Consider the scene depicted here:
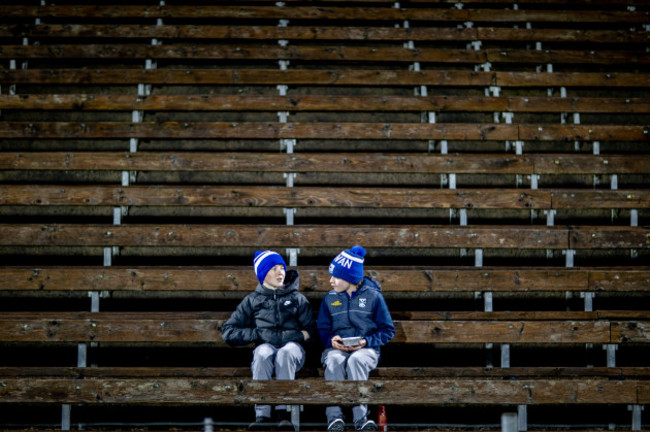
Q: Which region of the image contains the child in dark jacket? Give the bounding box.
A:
[222,250,315,431]
[317,246,395,432]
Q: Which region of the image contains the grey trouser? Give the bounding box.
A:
[251,342,306,419]
[321,347,380,425]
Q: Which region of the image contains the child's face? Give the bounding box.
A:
[263,264,286,289]
[330,275,354,294]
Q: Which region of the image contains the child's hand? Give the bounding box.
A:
[331,335,348,351]
[347,338,367,351]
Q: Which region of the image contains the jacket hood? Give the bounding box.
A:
[255,269,300,296]
[359,275,382,292]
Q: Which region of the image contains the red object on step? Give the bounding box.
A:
[378,405,387,431]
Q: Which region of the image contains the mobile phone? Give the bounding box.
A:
[340,336,362,347]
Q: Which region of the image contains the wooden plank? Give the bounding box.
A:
[0,312,620,344]
[0,266,602,293]
[0,377,639,405]
[551,190,650,209]
[0,44,491,64]
[395,320,611,344]
[0,312,223,343]
[0,153,534,174]
[495,71,650,88]
[0,224,571,249]
[0,122,645,141]
[3,69,648,88]
[531,154,650,174]
[1,94,648,114]
[0,24,478,42]
[2,366,650,379]
[2,45,645,66]
[3,25,647,44]
[1,6,646,24]
[520,125,649,143]
[0,186,552,209]
[569,226,650,250]
[588,269,650,292]
[5,186,650,210]
[3,153,649,175]
[0,122,519,140]
[611,321,650,344]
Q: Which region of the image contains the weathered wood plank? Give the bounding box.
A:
[569,226,650,250]
[2,45,646,66]
[551,190,650,209]
[0,377,639,405]
[4,186,649,210]
[0,224,572,249]
[0,122,519,140]
[396,319,611,344]
[0,266,612,293]
[2,153,648,175]
[588,269,650,292]
[1,6,646,24]
[0,186,552,209]
[0,153,534,174]
[0,122,646,141]
[0,313,616,344]
[3,225,647,250]
[2,25,647,44]
[2,366,650,379]
[2,69,648,88]
[1,94,647,114]
[611,321,650,344]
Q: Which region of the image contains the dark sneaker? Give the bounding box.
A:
[328,418,346,431]
[248,417,273,431]
[356,420,378,431]
[277,419,295,431]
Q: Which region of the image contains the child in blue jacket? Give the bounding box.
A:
[316,246,395,432]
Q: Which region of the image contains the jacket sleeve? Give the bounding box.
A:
[316,297,335,348]
[364,293,395,348]
[221,295,260,346]
[297,294,317,344]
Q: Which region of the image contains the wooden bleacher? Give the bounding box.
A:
[0,1,649,431]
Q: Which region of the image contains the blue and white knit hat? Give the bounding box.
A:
[328,245,366,284]
[253,250,286,285]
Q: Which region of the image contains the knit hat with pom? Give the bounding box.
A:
[328,245,366,285]
[253,250,286,285]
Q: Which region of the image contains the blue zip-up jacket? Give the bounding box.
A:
[316,276,395,351]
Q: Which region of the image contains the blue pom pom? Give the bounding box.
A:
[350,245,366,257]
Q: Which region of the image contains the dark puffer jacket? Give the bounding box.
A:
[221,270,315,348]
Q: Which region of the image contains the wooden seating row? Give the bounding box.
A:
[1,186,648,210]
[1,94,648,115]
[1,5,647,25]
[1,153,648,174]
[1,310,648,345]
[0,224,648,250]
[2,266,649,293]
[2,45,647,66]
[2,69,649,88]
[2,25,648,45]
[3,266,649,297]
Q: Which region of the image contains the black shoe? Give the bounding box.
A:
[276,409,294,431]
[328,418,345,431]
[356,420,377,431]
[277,419,294,431]
[248,417,274,431]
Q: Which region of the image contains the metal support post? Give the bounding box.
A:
[501,412,517,432]
[604,344,618,367]
[517,405,528,431]
[629,405,643,431]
